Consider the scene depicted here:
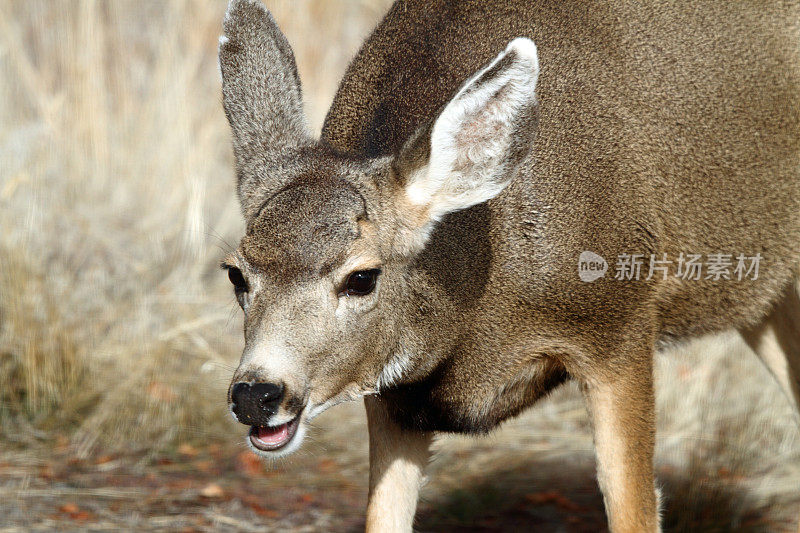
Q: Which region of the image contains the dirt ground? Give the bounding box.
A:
[2,335,799,533]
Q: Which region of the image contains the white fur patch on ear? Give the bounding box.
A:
[406,38,540,220]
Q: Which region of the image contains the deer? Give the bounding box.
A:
[217,0,800,531]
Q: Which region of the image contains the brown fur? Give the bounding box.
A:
[219,1,800,531]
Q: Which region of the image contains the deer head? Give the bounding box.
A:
[219,0,539,457]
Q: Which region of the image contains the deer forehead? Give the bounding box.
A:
[240,177,367,280]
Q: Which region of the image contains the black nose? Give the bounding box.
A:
[230,382,284,426]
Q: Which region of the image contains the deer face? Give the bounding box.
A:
[223,155,395,457]
[219,0,539,456]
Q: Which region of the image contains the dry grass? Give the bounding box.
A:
[0,0,390,452]
[0,1,799,531]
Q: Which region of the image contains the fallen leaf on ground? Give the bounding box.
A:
[236,450,263,477]
[59,503,79,514]
[242,496,280,518]
[200,483,225,499]
[525,490,583,512]
[58,503,92,521]
[178,443,199,457]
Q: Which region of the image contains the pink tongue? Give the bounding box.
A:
[255,424,289,446]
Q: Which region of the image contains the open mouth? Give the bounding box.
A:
[248,416,300,452]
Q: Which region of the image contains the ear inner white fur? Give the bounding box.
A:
[405,38,540,222]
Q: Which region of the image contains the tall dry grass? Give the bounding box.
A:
[0,0,390,453]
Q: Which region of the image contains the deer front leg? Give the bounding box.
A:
[581,354,661,533]
[364,395,432,533]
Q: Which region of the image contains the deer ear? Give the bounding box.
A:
[219,0,311,217]
[392,38,539,252]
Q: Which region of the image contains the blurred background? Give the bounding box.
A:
[0,1,798,531]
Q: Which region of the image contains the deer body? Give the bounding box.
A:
[218,1,800,531]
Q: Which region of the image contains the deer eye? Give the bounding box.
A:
[341,269,380,297]
[227,267,248,293]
